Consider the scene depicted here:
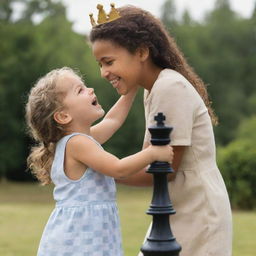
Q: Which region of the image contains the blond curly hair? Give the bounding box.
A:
[26,67,82,185]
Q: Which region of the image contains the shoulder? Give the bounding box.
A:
[65,134,103,163]
[153,69,194,94]
[66,134,99,152]
[149,69,201,107]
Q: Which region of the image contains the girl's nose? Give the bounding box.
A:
[100,67,109,79]
[88,88,94,94]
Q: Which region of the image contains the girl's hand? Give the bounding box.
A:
[148,144,173,163]
[91,86,139,144]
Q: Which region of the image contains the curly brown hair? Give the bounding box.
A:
[26,67,82,185]
[90,5,218,125]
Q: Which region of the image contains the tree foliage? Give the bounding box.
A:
[218,116,256,209]
[160,0,177,27]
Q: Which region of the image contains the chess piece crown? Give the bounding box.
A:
[89,3,121,27]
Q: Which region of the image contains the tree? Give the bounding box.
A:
[206,0,236,25]
[181,9,193,26]
[215,0,230,9]
[252,1,256,20]
[0,0,14,22]
[160,0,177,28]
[19,0,66,22]
[218,116,256,209]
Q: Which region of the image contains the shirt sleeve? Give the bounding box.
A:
[144,77,199,146]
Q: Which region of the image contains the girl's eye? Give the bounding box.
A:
[106,60,113,65]
[78,88,83,94]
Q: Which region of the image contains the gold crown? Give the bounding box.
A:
[89,3,121,27]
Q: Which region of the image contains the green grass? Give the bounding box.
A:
[0,181,255,256]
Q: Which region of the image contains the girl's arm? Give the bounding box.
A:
[90,87,138,144]
[115,140,153,186]
[116,142,186,186]
[67,135,173,179]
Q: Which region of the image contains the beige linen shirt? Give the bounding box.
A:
[139,69,232,256]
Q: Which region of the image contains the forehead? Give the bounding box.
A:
[56,73,83,92]
[92,40,129,60]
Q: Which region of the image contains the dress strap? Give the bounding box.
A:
[50,133,101,181]
[61,132,102,147]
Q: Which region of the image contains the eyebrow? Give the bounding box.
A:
[98,56,112,62]
[72,82,84,92]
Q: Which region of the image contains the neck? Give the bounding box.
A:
[65,123,91,136]
[140,63,163,92]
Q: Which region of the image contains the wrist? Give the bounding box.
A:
[145,146,155,163]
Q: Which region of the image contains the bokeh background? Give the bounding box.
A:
[0,0,256,255]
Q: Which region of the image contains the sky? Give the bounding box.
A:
[61,0,255,34]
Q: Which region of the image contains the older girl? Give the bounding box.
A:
[90,5,232,256]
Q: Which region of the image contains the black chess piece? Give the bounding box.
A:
[140,113,182,256]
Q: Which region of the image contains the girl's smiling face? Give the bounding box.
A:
[55,74,105,128]
[92,40,146,95]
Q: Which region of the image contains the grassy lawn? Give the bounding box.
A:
[0,181,255,256]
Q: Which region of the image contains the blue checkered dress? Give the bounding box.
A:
[37,133,123,256]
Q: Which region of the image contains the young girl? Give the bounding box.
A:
[25,67,173,256]
[89,4,232,256]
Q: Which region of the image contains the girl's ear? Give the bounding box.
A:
[53,110,72,125]
[137,46,150,62]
